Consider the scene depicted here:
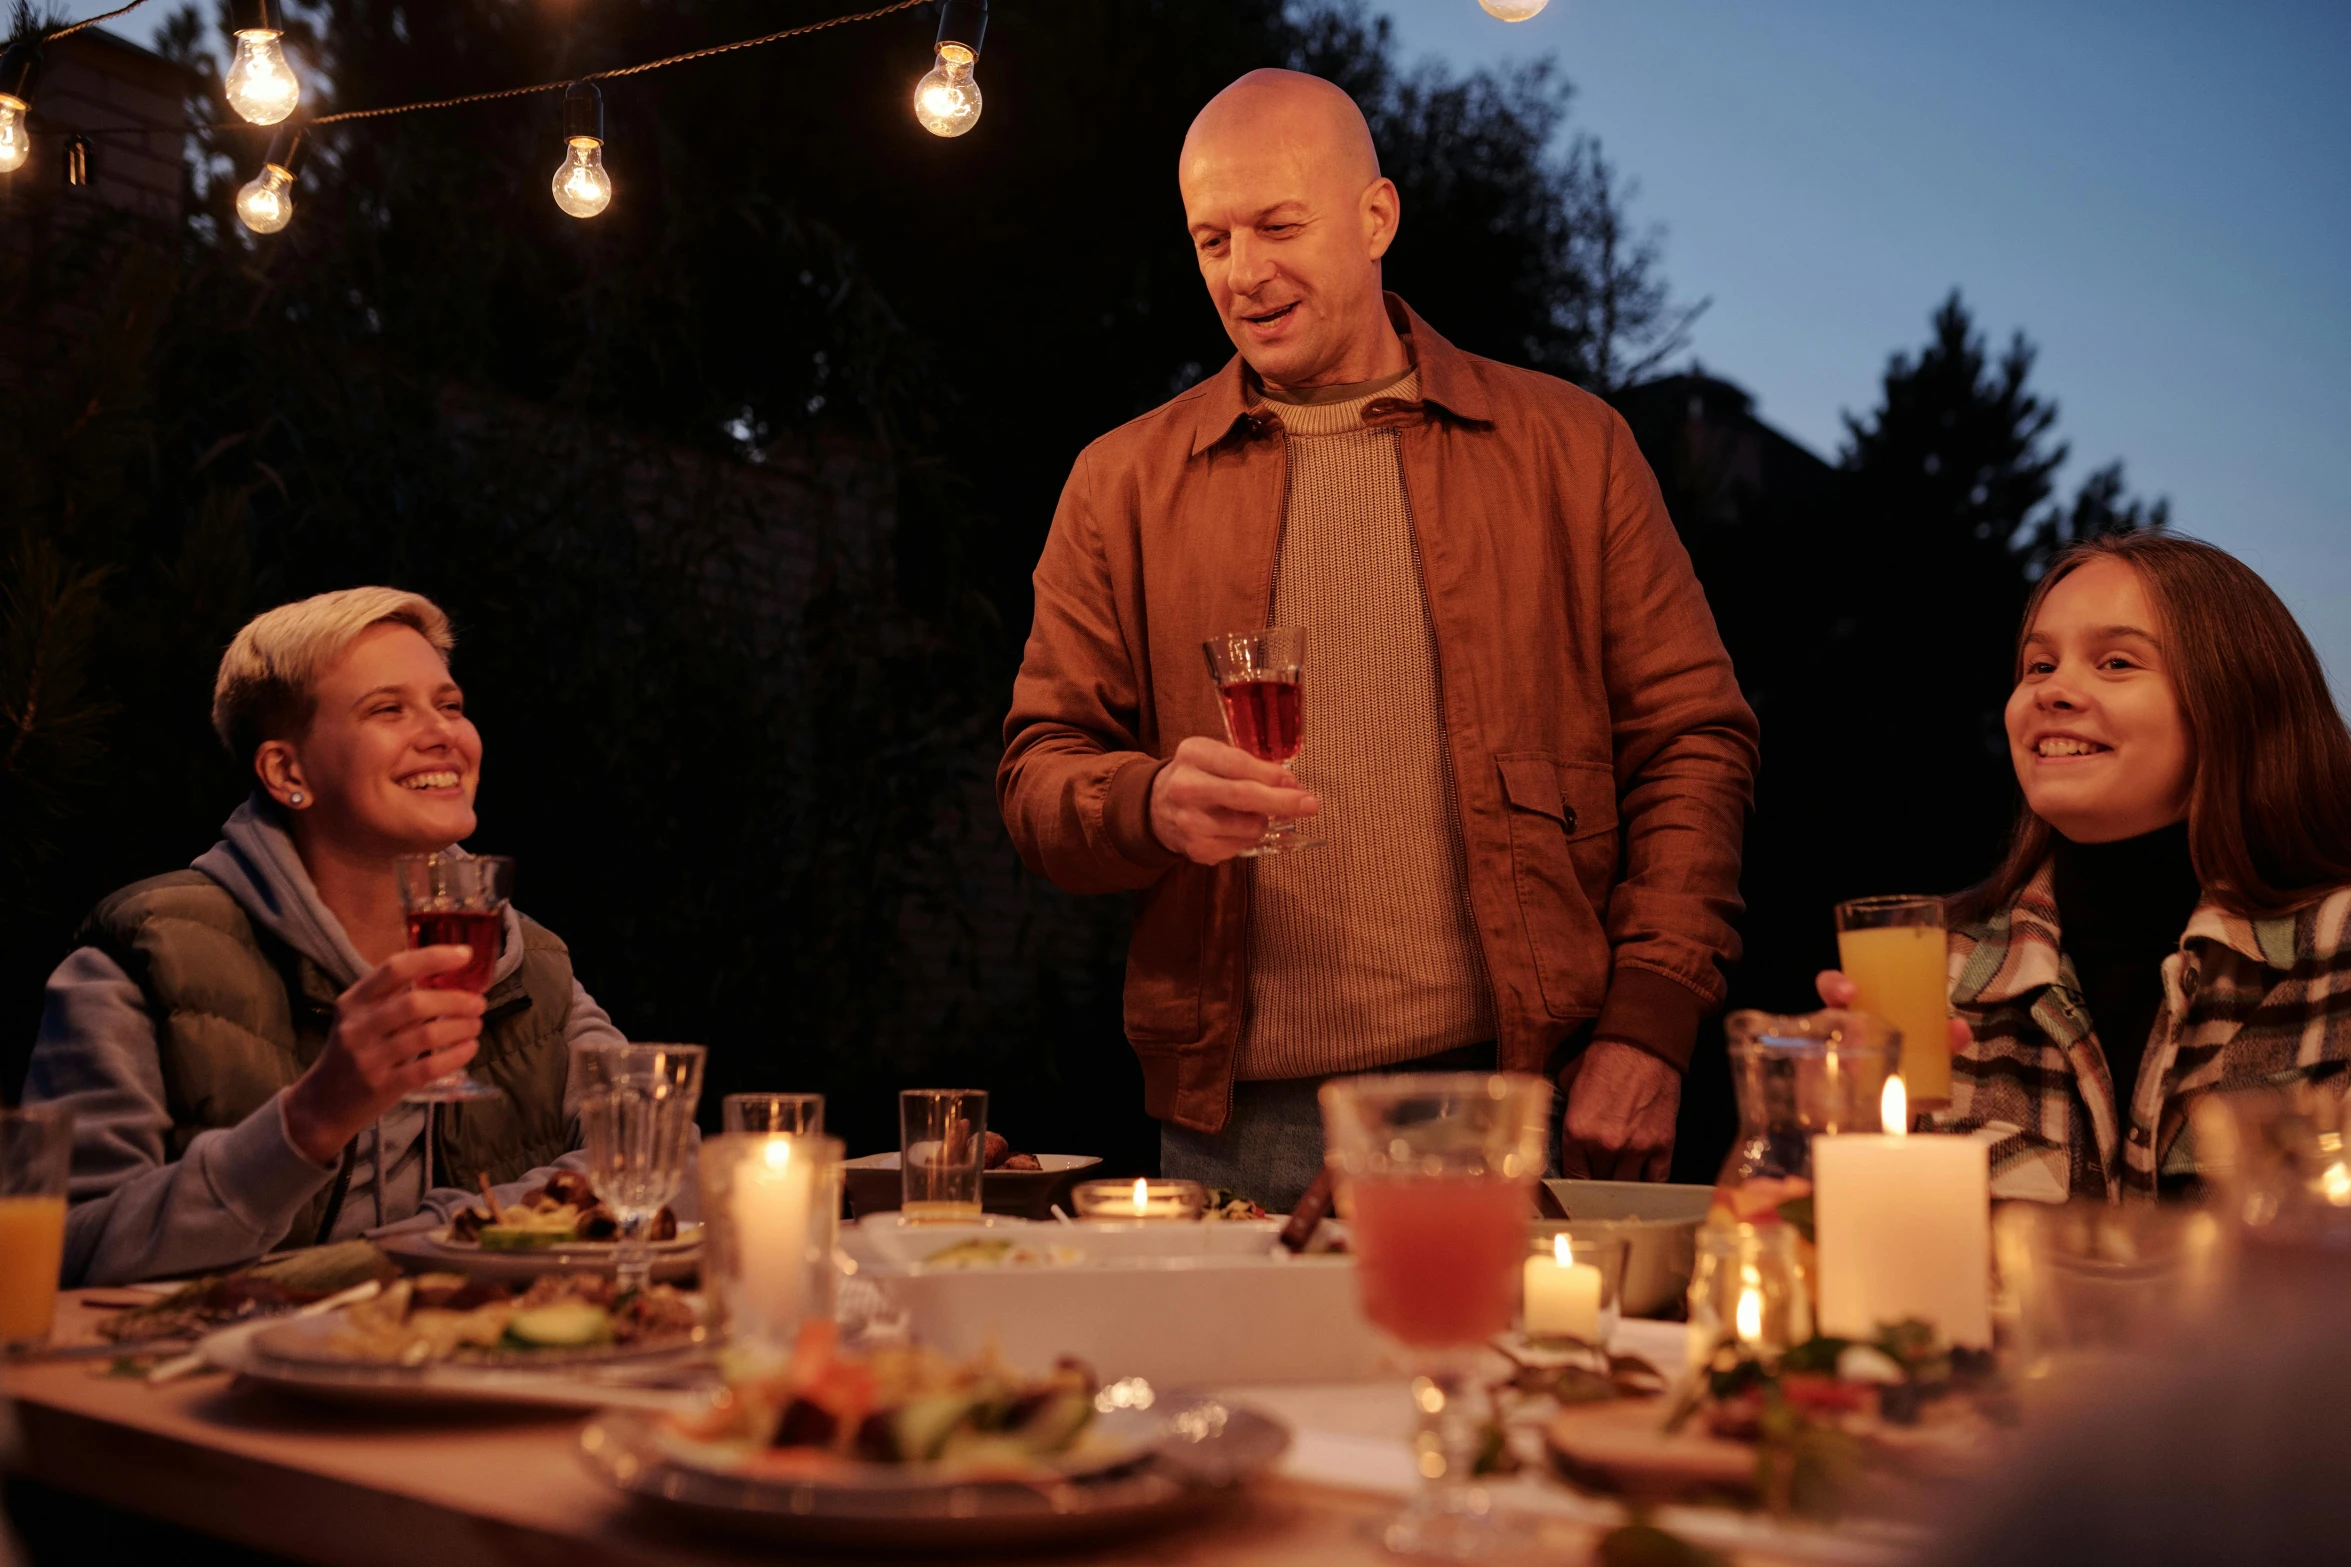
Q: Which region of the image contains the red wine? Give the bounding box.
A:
[1219,678,1304,763]
[407,909,502,992]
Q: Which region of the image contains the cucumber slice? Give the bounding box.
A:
[890,1393,979,1461]
[501,1301,613,1349]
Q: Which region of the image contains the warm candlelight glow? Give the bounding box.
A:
[763,1137,791,1172]
[1131,1177,1149,1215]
[1881,1073,1908,1137]
[1553,1233,1572,1267]
[1734,1283,1763,1343]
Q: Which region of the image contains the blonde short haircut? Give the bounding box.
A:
[212,587,456,760]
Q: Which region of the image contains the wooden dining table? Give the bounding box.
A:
[2,1290,1724,1567]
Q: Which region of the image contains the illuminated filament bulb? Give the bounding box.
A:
[234,124,306,235]
[551,81,612,219]
[0,43,40,174]
[914,1,986,138]
[224,0,301,128]
[1478,0,1550,18]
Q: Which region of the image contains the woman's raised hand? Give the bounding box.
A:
[280,946,487,1165]
[1814,969,1974,1056]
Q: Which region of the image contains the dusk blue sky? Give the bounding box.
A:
[1378,0,2351,687]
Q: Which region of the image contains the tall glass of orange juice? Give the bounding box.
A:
[1835,895,1952,1111]
[0,1103,73,1351]
[1320,1071,1551,1558]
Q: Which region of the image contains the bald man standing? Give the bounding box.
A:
[998,71,1757,1208]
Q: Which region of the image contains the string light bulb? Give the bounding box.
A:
[0,44,41,176]
[1478,0,1549,19]
[224,0,301,126]
[551,81,611,218]
[234,123,307,235]
[914,0,986,138]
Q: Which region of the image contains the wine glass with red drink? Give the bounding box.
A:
[393,852,513,1109]
[1202,627,1315,855]
[1320,1072,1553,1558]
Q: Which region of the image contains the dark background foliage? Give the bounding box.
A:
[0,0,2161,1178]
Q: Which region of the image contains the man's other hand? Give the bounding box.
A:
[1148,736,1320,865]
[1559,1039,1680,1182]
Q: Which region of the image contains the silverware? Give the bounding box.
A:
[147,1279,385,1384]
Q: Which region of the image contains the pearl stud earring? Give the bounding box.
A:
[288,791,306,806]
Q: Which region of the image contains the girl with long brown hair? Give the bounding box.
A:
[1823,532,2351,1201]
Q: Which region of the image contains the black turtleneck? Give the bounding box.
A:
[2051,821,2203,1107]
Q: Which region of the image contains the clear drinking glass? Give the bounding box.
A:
[1686,1223,1814,1369]
[1203,627,1315,856]
[394,852,514,1107]
[899,1088,987,1223]
[698,1132,843,1355]
[1320,1072,1552,1558]
[1834,895,1951,1110]
[577,1043,707,1293]
[722,1093,824,1135]
[0,1104,73,1353]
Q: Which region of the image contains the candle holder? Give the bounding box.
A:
[697,1132,843,1354]
[1522,1228,1629,1346]
[1685,1223,1813,1367]
[1071,1177,1207,1221]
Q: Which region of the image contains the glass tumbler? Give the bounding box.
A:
[900,1088,987,1223]
[0,1104,73,1352]
[1834,895,1952,1110]
[723,1093,824,1135]
[578,1043,707,1293]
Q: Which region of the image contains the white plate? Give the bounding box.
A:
[579,1396,1290,1550]
[203,1308,714,1411]
[377,1222,702,1285]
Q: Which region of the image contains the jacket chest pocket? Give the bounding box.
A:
[1495,752,1617,1019]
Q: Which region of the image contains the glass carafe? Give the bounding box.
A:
[1712,1009,1894,1249]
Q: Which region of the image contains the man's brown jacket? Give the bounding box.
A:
[998,298,1759,1134]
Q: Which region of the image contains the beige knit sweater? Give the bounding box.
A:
[1235,369,1496,1079]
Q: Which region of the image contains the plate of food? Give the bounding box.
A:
[377,1171,700,1283]
[842,1143,1099,1221]
[205,1272,713,1409]
[95,1241,402,1349]
[579,1321,1290,1548]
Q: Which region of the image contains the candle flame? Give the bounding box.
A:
[763,1137,791,1170]
[1132,1177,1150,1215]
[1881,1073,1908,1137]
[1553,1233,1572,1266]
[1734,1285,1763,1343]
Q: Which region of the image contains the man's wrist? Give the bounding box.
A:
[1590,968,1707,1074]
[1108,754,1184,869]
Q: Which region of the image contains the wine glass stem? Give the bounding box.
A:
[615,1214,651,1296]
[1407,1364,1489,1538]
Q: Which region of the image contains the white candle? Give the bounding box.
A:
[1811,1076,1991,1348]
[732,1136,815,1346]
[1523,1233,1603,1340]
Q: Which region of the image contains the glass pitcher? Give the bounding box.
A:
[1711,1008,1895,1244]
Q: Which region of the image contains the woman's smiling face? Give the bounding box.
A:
[2005,556,2195,844]
[288,621,482,853]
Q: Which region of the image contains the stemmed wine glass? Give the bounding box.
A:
[1320,1071,1553,1558]
[1203,627,1315,855]
[578,1043,707,1295]
[394,852,513,1106]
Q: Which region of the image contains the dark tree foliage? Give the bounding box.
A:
[0,0,1686,1167]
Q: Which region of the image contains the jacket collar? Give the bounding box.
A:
[1187,293,1494,457]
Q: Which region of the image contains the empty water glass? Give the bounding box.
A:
[578,1043,706,1293]
[723,1093,824,1135]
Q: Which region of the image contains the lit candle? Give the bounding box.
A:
[1522,1232,1603,1340]
[1811,1076,1991,1347]
[732,1135,816,1346]
[1070,1178,1208,1221]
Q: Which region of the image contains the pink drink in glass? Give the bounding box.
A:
[1349,1174,1534,1346]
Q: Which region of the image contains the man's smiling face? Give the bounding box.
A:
[1179,72,1399,390]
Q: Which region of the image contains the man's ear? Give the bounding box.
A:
[1363,176,1401,262]
[255,739,312,811]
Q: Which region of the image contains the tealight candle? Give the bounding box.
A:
[1812,1076,1991,1347]
[1071,1177,1207,1221]
[1522,1232,1602,1340]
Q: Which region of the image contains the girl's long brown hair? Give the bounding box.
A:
[1954,533,2351,924]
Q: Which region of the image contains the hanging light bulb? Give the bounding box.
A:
[224,0,301,125]
[1478,0,1549,19]
[550,81,611,218]
[234,123,306,235]
[0,43,42,176]
[913,0,986,138]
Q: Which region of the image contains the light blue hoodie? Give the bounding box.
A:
[24,799,626,1286]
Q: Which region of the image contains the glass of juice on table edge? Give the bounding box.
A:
[1320,1071,1552,1557]
[1835,895,1951,1111]
[0,1103,73,1352]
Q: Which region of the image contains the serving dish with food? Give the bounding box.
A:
[579,1321,1291,1549]
[376,1170,701,1284]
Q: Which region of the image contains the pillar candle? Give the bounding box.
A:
[1812,1079,1990,1347]
[732,1136,816,1345]
[1522,1233,1603,1339]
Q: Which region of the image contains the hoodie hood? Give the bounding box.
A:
[192,796,526,989]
